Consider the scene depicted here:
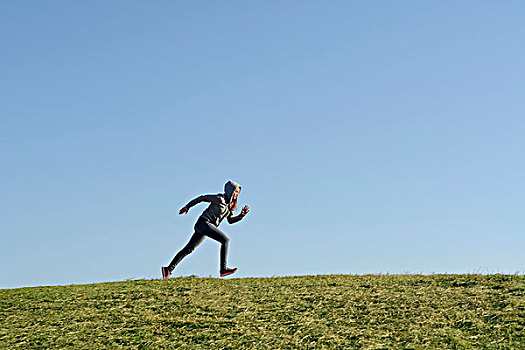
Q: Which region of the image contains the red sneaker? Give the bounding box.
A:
[220,267,238,277]
[161,266,172,280]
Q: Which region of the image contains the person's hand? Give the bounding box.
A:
[179,207,189,215]
[241,205,250,216]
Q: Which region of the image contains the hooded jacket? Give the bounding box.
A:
[184,181,245,227]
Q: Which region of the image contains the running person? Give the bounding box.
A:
[162,180,250,279]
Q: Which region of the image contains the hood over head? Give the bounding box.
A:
[224,180,241,203]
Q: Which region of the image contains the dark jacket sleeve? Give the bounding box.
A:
[227,211,245,224]
[185,194,221,209]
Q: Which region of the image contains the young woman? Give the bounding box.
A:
[162,180,250,279]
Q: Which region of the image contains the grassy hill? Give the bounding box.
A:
[1,274,524,349]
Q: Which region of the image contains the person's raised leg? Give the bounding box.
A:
[199,221,236,276]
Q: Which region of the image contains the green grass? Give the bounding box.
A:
[1,274,524,349]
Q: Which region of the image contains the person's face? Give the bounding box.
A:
[232,187,240,200]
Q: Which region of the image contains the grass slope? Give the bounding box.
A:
[1,275,524,349]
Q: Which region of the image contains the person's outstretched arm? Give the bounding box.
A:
[227,205,250,223]
[179,194,221,215]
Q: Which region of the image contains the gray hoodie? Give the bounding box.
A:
[184,181,245,227]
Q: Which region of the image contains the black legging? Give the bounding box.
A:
[168,218,230,271]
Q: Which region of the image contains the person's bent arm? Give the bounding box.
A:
[227,213,245,224]
[227,205,250,223]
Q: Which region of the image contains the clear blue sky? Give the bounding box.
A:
[1,1,524,289]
